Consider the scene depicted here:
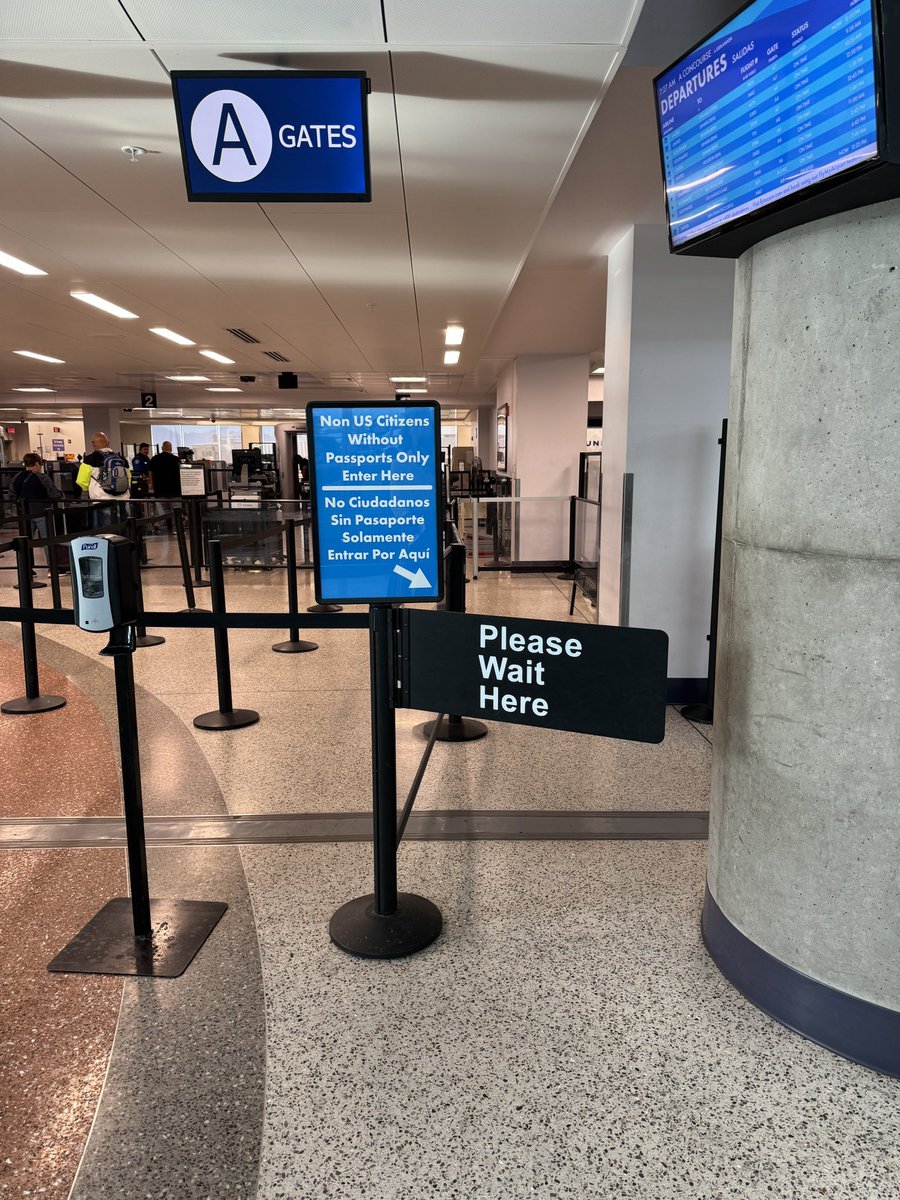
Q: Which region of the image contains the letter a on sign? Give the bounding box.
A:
[213,104,256,166]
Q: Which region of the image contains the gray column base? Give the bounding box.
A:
[702,887,900,1079]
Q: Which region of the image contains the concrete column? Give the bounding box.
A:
[86,407,125,455]
[501,354,588,563]
[705,199,900,1076]
[599,225,735,693]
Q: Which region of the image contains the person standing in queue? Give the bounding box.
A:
[75,431,131,527]
[148,440,182,532]
[6,452,64,574]
[130,442,151,501]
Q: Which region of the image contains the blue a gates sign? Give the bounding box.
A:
[307,402,444,606]
[171,71,371,202]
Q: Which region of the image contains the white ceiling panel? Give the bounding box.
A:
[121,0,384,43]
[383,0,643,45]
[1,0,141,42]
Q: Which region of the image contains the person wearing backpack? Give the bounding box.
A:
[76,432,130,525]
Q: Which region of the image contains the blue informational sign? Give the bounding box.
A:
[307,402,444,605]
[655,0,880,249]
[171,71,371,202]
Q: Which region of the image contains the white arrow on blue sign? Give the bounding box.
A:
[307,401,444,605]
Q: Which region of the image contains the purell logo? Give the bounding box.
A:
[190,90,273,182]
[81,542,99,550]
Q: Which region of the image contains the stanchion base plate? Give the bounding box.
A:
[193,708,260,730]
[48,898,227,977]
[680,702,713,726]
[330,893,442,959]
[272,639,318,654]
[14,581,47,590]
[307,603,343,614]
[1,694,66,714]
[135,635,166,648]
[415,716,489,742]
[192,580,212,589]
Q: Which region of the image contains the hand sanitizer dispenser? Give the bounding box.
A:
[69,534,139,632]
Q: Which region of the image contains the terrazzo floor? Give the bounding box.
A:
[1,544,897,1200]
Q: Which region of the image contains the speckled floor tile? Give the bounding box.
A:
[242,839,900,1200]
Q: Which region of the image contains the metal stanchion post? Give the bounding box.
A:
[193,539,259,730]
[417,538,487,743]
[558,495,577,579]
[273,518,318,653]
[47,503,63,609]
[329,604,442,958]
[1,537,66,714]
[188,498,211,589]
[128,517,165,648]
[113,644,152,939]
[174,506,201,611]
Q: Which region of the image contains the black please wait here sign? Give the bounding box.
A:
[398,611,668,744]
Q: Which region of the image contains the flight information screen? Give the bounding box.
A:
[655,0,880,249]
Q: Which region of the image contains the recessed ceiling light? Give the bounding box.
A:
[150,327,195,346]
[443,350,460,366]
[444,325,464,347]
[13,387,56,392]
[390,376,427,384]
[14,350,65,364]
[401,388,428,394]
[199,350,236,364]
[206,387,242,392]
[70,291,138,319]
[591,366,605,376]
[30,411,59,416]
[167,375,210,382]
[0,249,47,277]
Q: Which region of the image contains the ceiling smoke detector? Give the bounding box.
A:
[121,146,148,163]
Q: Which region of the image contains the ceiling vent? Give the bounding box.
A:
[263,350,290,362]
[225,327,261,344]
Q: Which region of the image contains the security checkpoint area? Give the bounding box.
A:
[2,0,899,1195]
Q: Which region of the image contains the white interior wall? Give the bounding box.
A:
[510,354,589,561]
[598,228,634,625]
[601,224,734,679]
[25,418,85,459]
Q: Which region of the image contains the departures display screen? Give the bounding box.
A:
[655,0,880,249]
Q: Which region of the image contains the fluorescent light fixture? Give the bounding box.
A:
[443,350,460,366]
[13,387,56,392]
[444,325,464,346]
[14,350,65,364]
[166,375,210,382]
[199,350,236,364]
[400,388,428,394]
[30,411,59,416]
[70,291,138,319]
[591,367,605,376]
[206,387,241,392]
[390,376,426,384]
[150,327,195,346]
[0,250,47,277]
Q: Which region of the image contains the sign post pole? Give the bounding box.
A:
[329,601,442,958]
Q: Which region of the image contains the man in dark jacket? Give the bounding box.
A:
[6,453,64,571]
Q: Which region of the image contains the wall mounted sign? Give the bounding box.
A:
[172,71,371,202]
[140,392,157,409]
[307,401,443,605]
